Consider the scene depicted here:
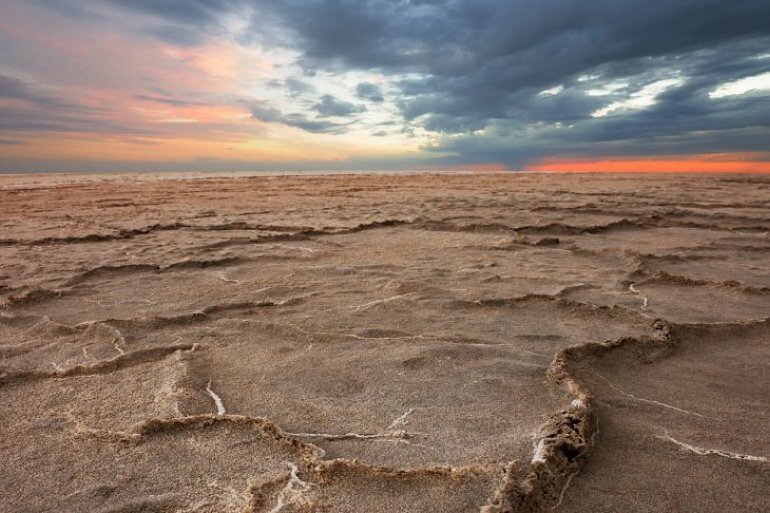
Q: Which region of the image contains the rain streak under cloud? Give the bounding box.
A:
[1,0,770,172]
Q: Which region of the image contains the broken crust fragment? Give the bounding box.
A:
[481,362,596,511]
[482,321,673,512]
[479,396,596,513]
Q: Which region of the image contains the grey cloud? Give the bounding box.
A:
[134,94,207,107]
[314,94,366,117]
[33,0,103,20]
[285,78,314,97]
[249,0,770,164]
[37,0,244,45]
[95,0,241,26]
[249,100,351,133]
[0,75,257,140]
[0,105,143,135]
[0,73,55,105]
[421,114,486,134]
[429,87,770,168]
[356,82,384,102]
[141,25,207,47]
[248,101,284,124]
[21,0,770,166]
[283,115,347,133]
[258,1,770,80]
[0,73,108,114]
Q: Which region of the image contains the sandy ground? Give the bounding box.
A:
[0,172,768,513]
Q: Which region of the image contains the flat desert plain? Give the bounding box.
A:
[1,172,768,513]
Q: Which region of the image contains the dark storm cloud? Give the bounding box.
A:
[255,1,770,76]
[248,0,770,164]
[429,87,770,168]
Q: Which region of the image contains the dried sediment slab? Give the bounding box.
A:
[640,249,770,288]
[4,263,313,324]
[311,227,635,299]
[249,462,501,513]
[0,315,137,373]
[564,278,770,323]
[557,320,770,513]
[185,320,568,469]
[0,228,314,291]
[0,347,309,512]
[625,281,770,323]
[2,414,322,513]
[132,294,646,470]
[562,225,769,255]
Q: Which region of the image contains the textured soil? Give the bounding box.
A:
[1,172,768,512]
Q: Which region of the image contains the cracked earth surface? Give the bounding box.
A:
[1,172,768,512]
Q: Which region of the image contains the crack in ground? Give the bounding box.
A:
[656,433,769,463]
[206,379,227,416]
[593,371,717,419]
[284,409,417,444]
[266,462,314,513]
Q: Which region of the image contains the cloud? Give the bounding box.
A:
[78,0,240,26]
[134,94,208,107]
[14,0,770,168]
[356,82,384,102]
[709,71,770,98]
[248,101,285,124]
[0,73,109,116]
[0,73,58,106]
[249,0,770,164]
[248,100,351,133]
[141,25,208,47]
[33,0,102,20]
[421,114,486,134]
[0,73,259,141]
[285,78,314,97]
[36,0,244,45]
[313,94,366,117]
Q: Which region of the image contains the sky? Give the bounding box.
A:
[1,0,769,173]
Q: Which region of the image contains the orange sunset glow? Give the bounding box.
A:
[527,155,770,173]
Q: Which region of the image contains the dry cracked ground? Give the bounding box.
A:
[0,172,768,513]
